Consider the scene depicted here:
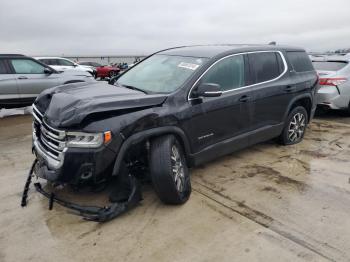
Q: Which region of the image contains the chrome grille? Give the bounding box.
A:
[32,105,66,166]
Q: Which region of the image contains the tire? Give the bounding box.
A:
[279,106,308,145]
[109,76,117,85]
[150,135,191,204]
[109,71,117,78]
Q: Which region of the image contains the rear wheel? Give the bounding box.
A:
[279,106,308,145]
[150,135,191,204]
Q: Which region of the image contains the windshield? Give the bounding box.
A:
[312,61,348,71]
[116,54,208,93]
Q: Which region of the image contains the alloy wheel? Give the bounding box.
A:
[171,145,185,193]
[288,112,306,142]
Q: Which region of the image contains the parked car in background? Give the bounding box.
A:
[31,45,318,220]
[95,64,120,79]
[35,57,95,76]
[127,57,143,68]
[78,61,103,68]
[77,62,120,79]
[0,54,95,108]
[312,57,350,113]
[77,61,103,78]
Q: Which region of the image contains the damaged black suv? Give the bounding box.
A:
[29,45,318,220]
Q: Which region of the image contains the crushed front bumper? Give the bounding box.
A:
[33,142,116,184]
[21,159,142,222]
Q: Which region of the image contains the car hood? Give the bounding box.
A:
[57,69,92,77]
[34,82,168,128]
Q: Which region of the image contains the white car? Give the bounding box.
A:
[35,57,95,76]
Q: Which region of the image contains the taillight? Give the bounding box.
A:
[319,77,347,86]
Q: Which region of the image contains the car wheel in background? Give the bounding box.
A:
[279,106,308,145]
[109,71,117,78]
[150,135,191,204]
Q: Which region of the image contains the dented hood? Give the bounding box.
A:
[34,82,167,128]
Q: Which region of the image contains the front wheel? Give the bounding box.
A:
[279,106,308,145]
[150,135,191,204]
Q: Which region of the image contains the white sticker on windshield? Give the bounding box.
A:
[178,62,200,70]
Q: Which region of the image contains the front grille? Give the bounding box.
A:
[32,105,66,162]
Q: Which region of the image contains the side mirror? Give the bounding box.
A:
[108,75,121,85]
[73,63,78,67]
[44,68,53,75]
[193,83,222,98]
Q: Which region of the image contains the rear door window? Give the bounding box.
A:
[248,52,283,84]
[286,51,314,72]
[201,55,245,91]
[312,61,348,71]
[10,59,45,74]
[38,59,57,65]
[39,59,49,65]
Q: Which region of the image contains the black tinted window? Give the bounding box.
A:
[0,60,8,74]
[201,55,245,91]
[287,51,314,72]
[39,59,57,65]
[249,52,282,84]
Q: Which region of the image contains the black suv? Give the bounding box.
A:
[31,45,318,209]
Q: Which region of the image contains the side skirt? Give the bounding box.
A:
[189,123,284,166]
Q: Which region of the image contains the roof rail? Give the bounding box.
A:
[0,54,25,57]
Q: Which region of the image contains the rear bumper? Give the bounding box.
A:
[317,86,349,109]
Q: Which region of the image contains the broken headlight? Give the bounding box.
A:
[66,132,104,148]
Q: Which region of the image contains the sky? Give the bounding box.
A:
[0,0,349,56]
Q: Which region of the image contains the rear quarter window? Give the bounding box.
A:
[286,51,314,72]
[248,52,284,84]
[58,59,74,66]
[0,60,9,74]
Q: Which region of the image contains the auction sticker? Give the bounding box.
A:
[178,62,200,70]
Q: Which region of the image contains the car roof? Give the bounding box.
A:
[0,54,26,58]
[35,57,69,60]
[157,44,305,58]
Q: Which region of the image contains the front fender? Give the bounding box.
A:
[111,126,192,176]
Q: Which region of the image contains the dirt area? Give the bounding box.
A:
[0,110,349,262]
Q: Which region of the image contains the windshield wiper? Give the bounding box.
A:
[120,84,148,94]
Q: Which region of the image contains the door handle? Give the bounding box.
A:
[18,76,28,80]
[239,95,250,102]
[284,85,295,93]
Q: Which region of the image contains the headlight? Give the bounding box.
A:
[66,132,106,148]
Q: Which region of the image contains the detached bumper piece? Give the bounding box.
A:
[21,160,142,222]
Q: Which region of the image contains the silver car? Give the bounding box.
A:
[0,54,95,109]
[312,57,350,113]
